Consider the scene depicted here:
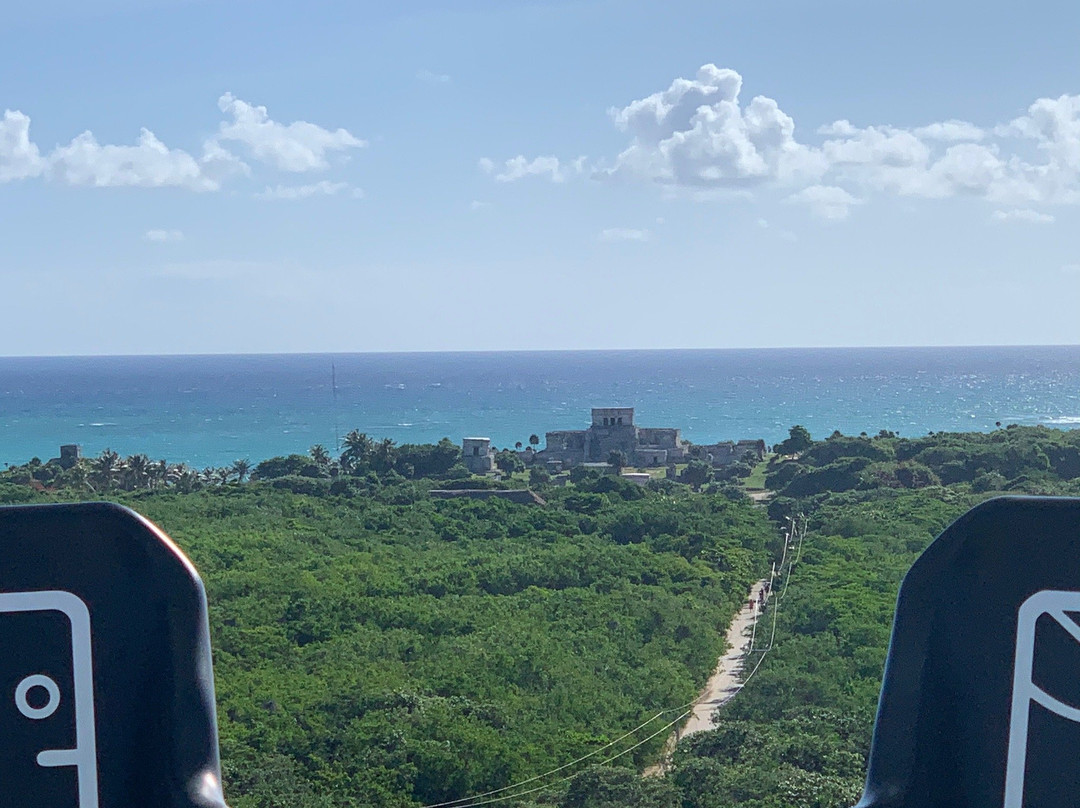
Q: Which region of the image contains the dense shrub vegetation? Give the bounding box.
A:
[660,425,1080,808]
[0,455,772,807]
[2,423,1078,807]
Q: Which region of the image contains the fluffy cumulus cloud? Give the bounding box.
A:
[0,110,46,181]
[604,65,825,187]
[0,95,364,192]
[51,129,222,190]
[486,65,1080,220]
[214,93,365,172]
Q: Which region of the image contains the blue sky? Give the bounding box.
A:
[3,0,1080,355]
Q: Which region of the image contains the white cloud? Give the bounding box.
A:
[602,64,825,188]
[50,128,221,190]
[0,110,46,181]
[1,94,365,191]
[991,208,1055,224]
[470,200,490,211]
[485,155,585,183]
[803,89,1080,207]
[490,65,1080,220]
[255,180,362,200]
[416,69,451,84]
[214,93,366,172]
[787,185,862,220]
[822,125,930,169]
[1062,264,1080,275]
[599,227,650,242]
[817,120,858,137]
[145,228,184,242]
[912,120,985,142]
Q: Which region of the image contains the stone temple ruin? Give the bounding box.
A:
[462,437,496,474]
[542,407,688,467]
[540,408,765,468]
[461,408,766,474]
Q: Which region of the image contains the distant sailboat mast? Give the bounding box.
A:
[332,362,341,453]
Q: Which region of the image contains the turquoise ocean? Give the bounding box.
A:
[2,347,1079,469]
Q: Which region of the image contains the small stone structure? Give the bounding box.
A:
[689,438,767,467]
[462,437,495,474]
[49,444,82,469]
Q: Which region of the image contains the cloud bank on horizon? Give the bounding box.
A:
[0,94,365,194]
[483,64,1080,222]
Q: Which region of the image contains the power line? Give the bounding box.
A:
[419,702,699,808]
[440,709,699,808]
[422,522,808,808]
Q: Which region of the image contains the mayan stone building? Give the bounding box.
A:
[688,439,767,466]
[462,437,496,473]
[540,408,690,467]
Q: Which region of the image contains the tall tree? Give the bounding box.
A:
[94,449,121,491]
[341,430,375,473]
[776,425,813,456]
[124,454,153,490]
[681,459,713,491]
[372,438,397,474]
[231,458,252,483]
[309,444,331,472]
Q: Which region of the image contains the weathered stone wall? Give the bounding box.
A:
[637,428,681,449]
[736,439,767,462]
[591,407,634,427]
[462,437,495,473]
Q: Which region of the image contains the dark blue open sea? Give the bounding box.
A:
[1,347,1078,468]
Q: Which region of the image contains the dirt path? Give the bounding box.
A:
[644,579,769,775]
[679,579,768,736]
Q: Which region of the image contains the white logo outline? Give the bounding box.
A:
[0,591,98,808]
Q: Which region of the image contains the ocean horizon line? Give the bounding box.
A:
[2,343,1079,361]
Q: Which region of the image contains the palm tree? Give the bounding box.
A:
[529,434,540,448]
[515,441,523,450]
[340,430,374,473]
[310,444,331,474]
[69,461,95,494]
[94,449,121,491]
[230,458,252,484]
[123,454,152,490]
[174,466,201,493]
[200,467,217,485]
[148,459,167,489]
[373,437,397,474]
